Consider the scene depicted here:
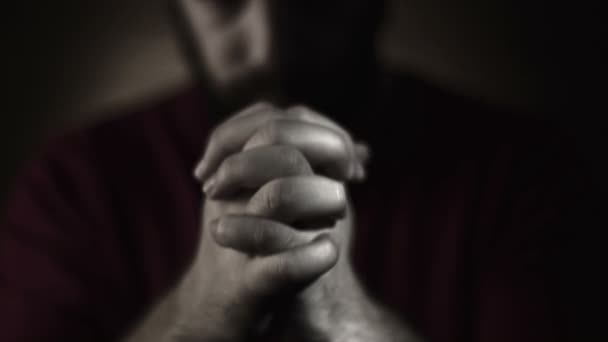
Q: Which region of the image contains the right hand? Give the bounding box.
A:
[172,103,367,341]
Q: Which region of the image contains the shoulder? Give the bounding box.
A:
[0,86,212,340]
[83,85,211,168]
[365,72,591,237]
[376,72,583,178]
[4,85,214,230]
[10,85,210,197]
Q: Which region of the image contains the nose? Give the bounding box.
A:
[236,0,313,83]
[236,0,274,73]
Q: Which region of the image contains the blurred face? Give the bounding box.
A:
[174,0,382,113]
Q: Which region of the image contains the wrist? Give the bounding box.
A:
[286,269,419,342]
[277,264,371,340]
[171,263,263,342]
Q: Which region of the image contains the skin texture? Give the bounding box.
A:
[126,104,420,341]
[126,1,422,340]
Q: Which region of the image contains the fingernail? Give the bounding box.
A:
[312,233,332,243]
[355,143,371,164]
[333,182,346,202]
[357,163,367,180]
[348,161,357,179]
[203,174,217,195]
[193,160,206,181]
[312,234,339,262]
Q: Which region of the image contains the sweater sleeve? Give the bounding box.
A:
[1,90,214,341]
[1,133,110,341]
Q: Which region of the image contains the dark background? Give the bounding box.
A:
[3,0,606,207]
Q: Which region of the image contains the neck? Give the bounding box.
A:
[287,57,381,121]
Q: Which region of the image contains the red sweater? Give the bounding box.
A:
[0,80,592,341]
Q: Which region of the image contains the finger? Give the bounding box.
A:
[247,234,338,297]
[247,176,346,224]
[194,103,282,181]
[230,101,274,120]
[243,119,355,180]
[286,106,369,179]
[194,103,366,183]
[213,215,311,255]
[285,105,353,144]
[353,163,367,181]
[355,142,371,165]
[203,145,314,199]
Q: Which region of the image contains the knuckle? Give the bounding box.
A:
[205,131,227,159]
[267,224,296,251]
[287,105,313,121]
[243,266,264,297]
[279,146,310,173]
[278,230,297,250]
[208,125,224,145]
[249,257,290,294]
[264,180,283,212]
[268,258,290,284]
[260,120,282,144]
[334,183,348,211]
[219,154,240,180]
[251,222,267,248]
[213,217,231,244]
[249,179,284,214]
[256,101,274,110]
[236,101,274,119]
[334,133,350,154]
[247,120,282,149]
[250,101,271,110]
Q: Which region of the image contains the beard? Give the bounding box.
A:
[169,1,382,123]
[200,67,283,120]
[196,56,381,127]
[168,0,385,122]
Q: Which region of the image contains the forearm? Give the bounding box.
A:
[123,268,217,342]
[279,266,423,342]
[327,280,422,342]
[337,290,422,342]
[123,264,238,342]
[123,284,183,342]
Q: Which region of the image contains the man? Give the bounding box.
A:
[0,0,592,341]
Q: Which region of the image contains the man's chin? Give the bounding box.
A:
[203,77,285,116]
[211,89,280,116]
[201,68,367,117]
